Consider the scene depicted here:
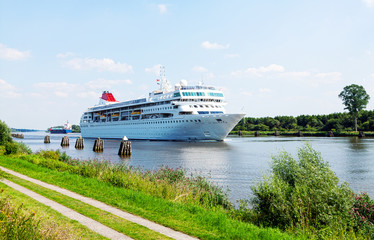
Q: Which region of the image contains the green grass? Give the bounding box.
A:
[0,182,107,240]
[0,155,297,240]
[2,172,172,240]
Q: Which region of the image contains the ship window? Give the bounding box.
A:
[194,105,198,108]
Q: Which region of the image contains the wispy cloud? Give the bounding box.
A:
[363,0,374,7]
[225,53,240,58]
[158,4,167,14]
[232,64,285,77]
[145,64,162,75]
[259,88,272,93]
[0,43,30,60]
[56,52,75,58]
[64,57,133,73]
[201,41,229,50]
[192,66,208,72]
[0,78,22,98]
[86,79,132,89]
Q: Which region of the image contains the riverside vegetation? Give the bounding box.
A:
[232,110,374,135]
[1,120,374,239]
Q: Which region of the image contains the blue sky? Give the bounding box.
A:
[1,0,374,129]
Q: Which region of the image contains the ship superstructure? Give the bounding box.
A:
[80,71,244,141]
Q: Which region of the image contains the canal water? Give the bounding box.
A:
[13,132,374,204]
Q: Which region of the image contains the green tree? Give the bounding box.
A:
[72,125,81,133]
[338,84,370,131]
[0,120,12,145]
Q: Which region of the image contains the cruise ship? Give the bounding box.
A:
[80,72,245,141]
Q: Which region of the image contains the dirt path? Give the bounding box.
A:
[0,166,198,240]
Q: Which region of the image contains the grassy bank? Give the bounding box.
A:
[0,179,106,239]
[230,130,374,137]
[0,153,295,240]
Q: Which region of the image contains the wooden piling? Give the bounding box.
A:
[93,138,104,152]
[44,135,50,143]
[297,131,303,137]
[61,136,69,147]
[358,131,365,138]
[238,131,242,136]
[118,137,131,156]
[254,131,260,137]
[328,131,334,137]
[11,133,24,139]
[274,130,280,136]
[75,136,84,149]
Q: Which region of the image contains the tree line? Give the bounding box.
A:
[234,84,372,132]
[233,110,374,132]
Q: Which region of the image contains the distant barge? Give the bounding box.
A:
[49,121,72,134]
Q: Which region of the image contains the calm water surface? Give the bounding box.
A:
[14,132,374,203]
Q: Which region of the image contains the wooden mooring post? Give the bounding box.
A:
[328,131,334,137]
[75,136,84,149]
[358,131,365,138]
[44,135,50,143]
[118,137,131,156]
[254,131,260,137]
[93,138,104,152]
[61,136,69,147]
[274,130,280,136]
[297,131,303,137]
[11,133,24,139]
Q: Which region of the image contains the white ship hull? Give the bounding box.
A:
[81,113,244,141]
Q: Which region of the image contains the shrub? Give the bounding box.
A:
[351,193,374,236]
[37,150,60,161]
[251,144,354,233]
[0,120,12,145]
[17,142,32,154]
[4,142,19,155]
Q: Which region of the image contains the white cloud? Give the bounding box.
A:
[225,53,240,58]
[279,71,311,78]
[0,79,21,98]
[192,66,208,72]
[0,78,15,90]
[158,4,167,14]
[201,41,230,50]
[0,43,30,60]
[34,81,79,90]
[56,52,75,58]
[259,88,272,93]
[232,64,285,77]
[240,91,252,97]
[315,72,341,83]
[86,79,132,89]
[145,64,162,75]
[65,57,133,73]
[54,91,69,98]
[363,0,374,7]
[33,79,131,99]
[247,64,285,75]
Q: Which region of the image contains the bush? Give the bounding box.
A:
[250,144,354,234]
[351,193,374,236]
[4,142,19,155]
[37,150,60,161]
[0,120,12,146]
[17,142,32,154]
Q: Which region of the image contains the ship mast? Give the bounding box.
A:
[158,66,171,93]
